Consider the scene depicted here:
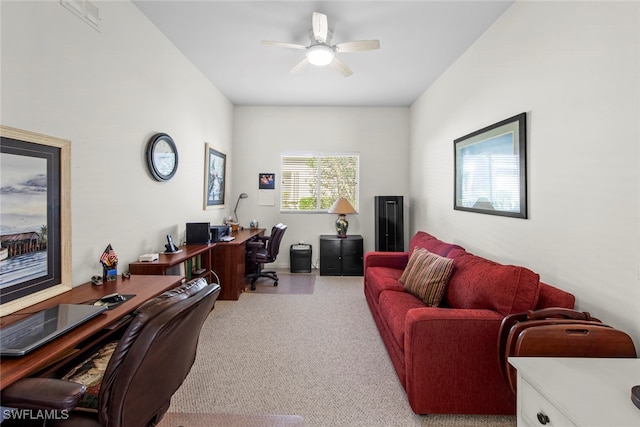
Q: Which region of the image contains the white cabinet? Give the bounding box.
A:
[509,358,640,427]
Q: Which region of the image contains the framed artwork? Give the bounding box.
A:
[204,144,226,209]
[259,173,275,190]
[0,126,72,316]
[454,113,527,218]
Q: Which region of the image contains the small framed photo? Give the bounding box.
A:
[204,144,226,209]
[259,173,275,190]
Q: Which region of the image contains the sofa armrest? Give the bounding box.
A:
[403,307,515,414]
[364,251,409,271]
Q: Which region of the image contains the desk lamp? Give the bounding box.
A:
[233,193,248,224]
[328,197,357,238]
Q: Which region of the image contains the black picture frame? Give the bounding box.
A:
[454,113,527,219]
[0,126,71,315]
[259,173,275,190]
[204,144,226,209]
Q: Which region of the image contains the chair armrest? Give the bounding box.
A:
[1,377,86,411]
[364,251,409,270]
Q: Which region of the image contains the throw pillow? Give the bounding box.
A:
[399,247,454,306]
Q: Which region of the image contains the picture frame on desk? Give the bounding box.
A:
[204,144,226,209]
[0,126,72,316]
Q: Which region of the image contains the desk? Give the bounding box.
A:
[213,228,264,300]
[128,243,215,281]
[0,275,183,390]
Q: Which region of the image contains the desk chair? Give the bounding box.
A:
[246,223,287,290]
[1,277,220,427]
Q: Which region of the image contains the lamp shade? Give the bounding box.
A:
[328,197,356,214]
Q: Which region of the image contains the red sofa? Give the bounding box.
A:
[364,231,575,415]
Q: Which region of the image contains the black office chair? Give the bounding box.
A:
[246,223,287,290]
[1,277,221,427]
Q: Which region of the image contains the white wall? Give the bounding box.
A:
[410,1,640,345]
[233,107,410,268]
[1,1,234,285]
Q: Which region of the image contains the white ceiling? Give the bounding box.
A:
[132,1,514,107]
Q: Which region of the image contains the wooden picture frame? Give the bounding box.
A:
[454,113,527,218]
[203,143,226,209]
[0,126,72,316]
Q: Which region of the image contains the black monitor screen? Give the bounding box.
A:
[0,304,106,357]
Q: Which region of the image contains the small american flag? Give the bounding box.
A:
[99,244,118,267]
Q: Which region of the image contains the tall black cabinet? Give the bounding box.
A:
[374,196,404,252]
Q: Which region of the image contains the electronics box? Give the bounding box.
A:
[186,222,211,244]
[139,253,159,262]
[210,225,230,242]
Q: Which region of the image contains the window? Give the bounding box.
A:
[281,153,359,212]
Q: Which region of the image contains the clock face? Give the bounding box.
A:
[146,133,178,181]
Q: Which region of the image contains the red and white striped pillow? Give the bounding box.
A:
[399,247,454,307]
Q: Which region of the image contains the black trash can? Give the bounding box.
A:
[290,244,312,273]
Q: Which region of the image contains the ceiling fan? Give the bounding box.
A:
[261,11,380,77]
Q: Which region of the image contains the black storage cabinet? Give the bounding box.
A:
[374,196,404,252]
[319,235,363,276]
[290,244,312,273]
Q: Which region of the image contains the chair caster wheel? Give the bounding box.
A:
[251,284,256,291]
[274,281,278,287]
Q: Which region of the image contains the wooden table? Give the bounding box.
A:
[0,274,183,389]
[213,228,264,300]
[128,243,215,281]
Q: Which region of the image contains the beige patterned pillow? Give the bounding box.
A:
[399,247,454,306]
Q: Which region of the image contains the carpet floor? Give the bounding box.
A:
[166,271,516,427]
[244,272,315,294]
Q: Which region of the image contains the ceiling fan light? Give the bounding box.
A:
[306,44,334,66]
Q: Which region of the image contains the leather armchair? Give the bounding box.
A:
[1,278,221,427]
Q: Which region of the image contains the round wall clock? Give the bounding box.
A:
[145,133,178,181]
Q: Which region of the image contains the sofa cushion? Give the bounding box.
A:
[378,290,427,351]
[409,231,464,257]
[445,253,540,315]
[365,267,405,301]
[399,248,454,307]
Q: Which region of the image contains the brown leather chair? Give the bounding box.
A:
[246,223,287,290]
[1,277,221,427]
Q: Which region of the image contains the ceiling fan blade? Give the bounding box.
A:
[335,40,380,53]
[290,57,310,74]
[329,57,353,77]
[261,40,307,50]
[312,12,328,43]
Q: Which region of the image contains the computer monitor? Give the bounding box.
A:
[186,222,211,244]
[0,304,107,357]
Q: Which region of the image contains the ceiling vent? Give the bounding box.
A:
[60,0,101,32]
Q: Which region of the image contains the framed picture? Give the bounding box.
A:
[454,113,527,218]
[0,126,72,316]
[204,144,226,209]
[259,173,275,190]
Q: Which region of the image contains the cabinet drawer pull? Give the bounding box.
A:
[536,412,550,425]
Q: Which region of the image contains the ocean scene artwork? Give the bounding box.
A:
[0,152,48,289]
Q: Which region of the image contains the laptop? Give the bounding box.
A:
[0,304,107,357]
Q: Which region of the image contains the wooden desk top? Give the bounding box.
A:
[128,244,215,270]
[217,228,264,246]
[0,274,183,389]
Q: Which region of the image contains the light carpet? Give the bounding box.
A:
[167,272,516,427]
